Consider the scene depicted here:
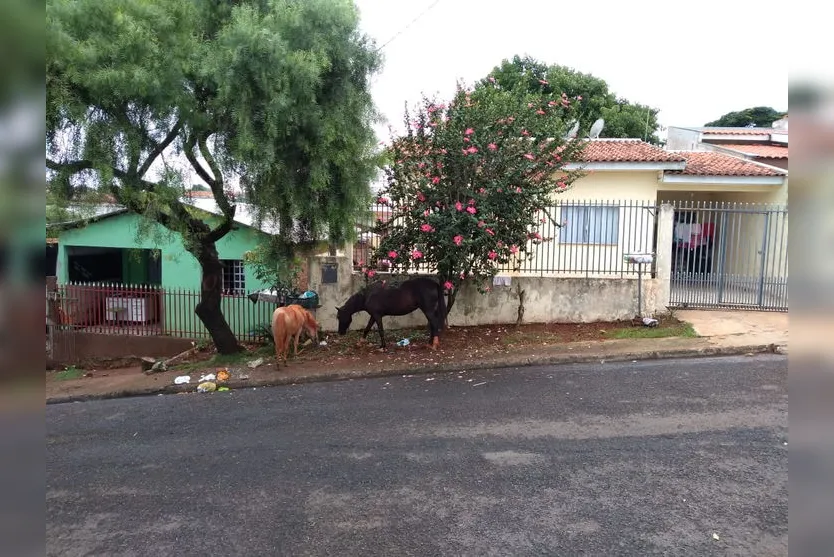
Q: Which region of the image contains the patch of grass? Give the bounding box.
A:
[607,321,697,340]
[54,366,83,380]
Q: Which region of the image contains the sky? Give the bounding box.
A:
[353,0,788,143]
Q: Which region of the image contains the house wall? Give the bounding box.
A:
[495,171,661,278]
[56,212,275,337]
[665,128,703,151]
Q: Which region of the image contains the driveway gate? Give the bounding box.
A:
[667,201,788,311]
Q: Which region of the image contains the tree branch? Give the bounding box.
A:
[197,134,234,216]
[46,158,94,174]
[183,133,216,188]
[137,120,183,178]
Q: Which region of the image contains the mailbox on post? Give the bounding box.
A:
[623,253,658,326]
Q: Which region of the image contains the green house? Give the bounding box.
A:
[49,200,281,338]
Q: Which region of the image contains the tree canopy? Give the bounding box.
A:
[705,106,786,128]
[370,82,586,314]
[47,0,382,352]
[479,55,661,144]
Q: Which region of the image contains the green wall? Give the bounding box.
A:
[56,211,276,338]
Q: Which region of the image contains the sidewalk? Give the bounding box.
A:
[46,311,787,404]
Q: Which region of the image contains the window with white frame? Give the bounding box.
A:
[221,259,246,296]
[561,205,620,245]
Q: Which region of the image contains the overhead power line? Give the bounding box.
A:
[374,0,443,53]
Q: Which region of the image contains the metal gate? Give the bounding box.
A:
[668,201,788,311]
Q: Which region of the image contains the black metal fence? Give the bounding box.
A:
[354,199,659,277]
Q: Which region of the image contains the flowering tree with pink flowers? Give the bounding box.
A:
[369,80,587,316]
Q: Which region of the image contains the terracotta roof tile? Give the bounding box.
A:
[715,144,788,159]
[578,139,686,163]
[185,190,215,199]
[667,151,787,176]
[698,127,781,136]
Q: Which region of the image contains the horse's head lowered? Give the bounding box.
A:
[335,304,352,335]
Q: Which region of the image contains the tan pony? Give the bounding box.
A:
[271,304,319,367]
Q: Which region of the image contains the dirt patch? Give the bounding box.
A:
[46,318,695,401]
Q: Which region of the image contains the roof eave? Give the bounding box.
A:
[660,175,786,185]
[563,161,687,171]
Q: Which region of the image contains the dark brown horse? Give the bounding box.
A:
[336,277,447,350]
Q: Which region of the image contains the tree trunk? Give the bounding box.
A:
[192,238,242,355]
[445,289,458,328]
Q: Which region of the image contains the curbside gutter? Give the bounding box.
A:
[46,342,785,405]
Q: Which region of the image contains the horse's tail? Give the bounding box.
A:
[436,280,447,331]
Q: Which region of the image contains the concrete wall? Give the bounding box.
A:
[308,259,664,333]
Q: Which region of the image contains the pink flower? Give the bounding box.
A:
[557,181,567,189]
[417,192,426,202]
[424,209,430,216]
[441,148,447,154]
[466,206,477,215]
[516,187,522,193]
[477,220,485,228]
[388,250,398,259]
[464,128,475,135]
[420,224,434,233]
[528,103,534,108]
[521,129,530,136]
[432,176,441,184]
[488,250,497,260]
[576,95,583,100]
[418,162,425,168]
[488,143,498,151]
[367,270,376,278]
[453,235,463,246]
[524,153,535,160]
[510,245,519,254]
[548,100,557,107]
[412,249,423,260]
[488,76,496,83]
[539,79,549,85]
[507,116,515,123]
[463,137,470,143]
[485,228,495,236]
[468,198,476,205]
[455,201,463,211]
[536,110,546,115]
[444,281,454,291]
[478,187,486,194]
[377,197,388,204]
[465,146,478,154]
[459,272,466,279]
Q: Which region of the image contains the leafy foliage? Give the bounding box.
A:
[705,106,787,128]
[369,81,586,309]
[46,0,382,352]
[481,55,661,144]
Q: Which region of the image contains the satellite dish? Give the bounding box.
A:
[588,118,605,139]
[563,120,579,140]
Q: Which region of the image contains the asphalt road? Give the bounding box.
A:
[47,354,788,556]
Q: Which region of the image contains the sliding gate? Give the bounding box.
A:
[668,202,788,311]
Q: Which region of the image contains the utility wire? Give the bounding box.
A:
[374,0,443,52]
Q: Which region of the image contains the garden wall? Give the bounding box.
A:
[308,256,660,333]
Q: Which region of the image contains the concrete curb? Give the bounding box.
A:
[46,342,784,405]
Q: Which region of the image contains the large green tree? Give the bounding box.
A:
[46,0,381,353]
[480,55,661,144]
[705,106,787,128]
